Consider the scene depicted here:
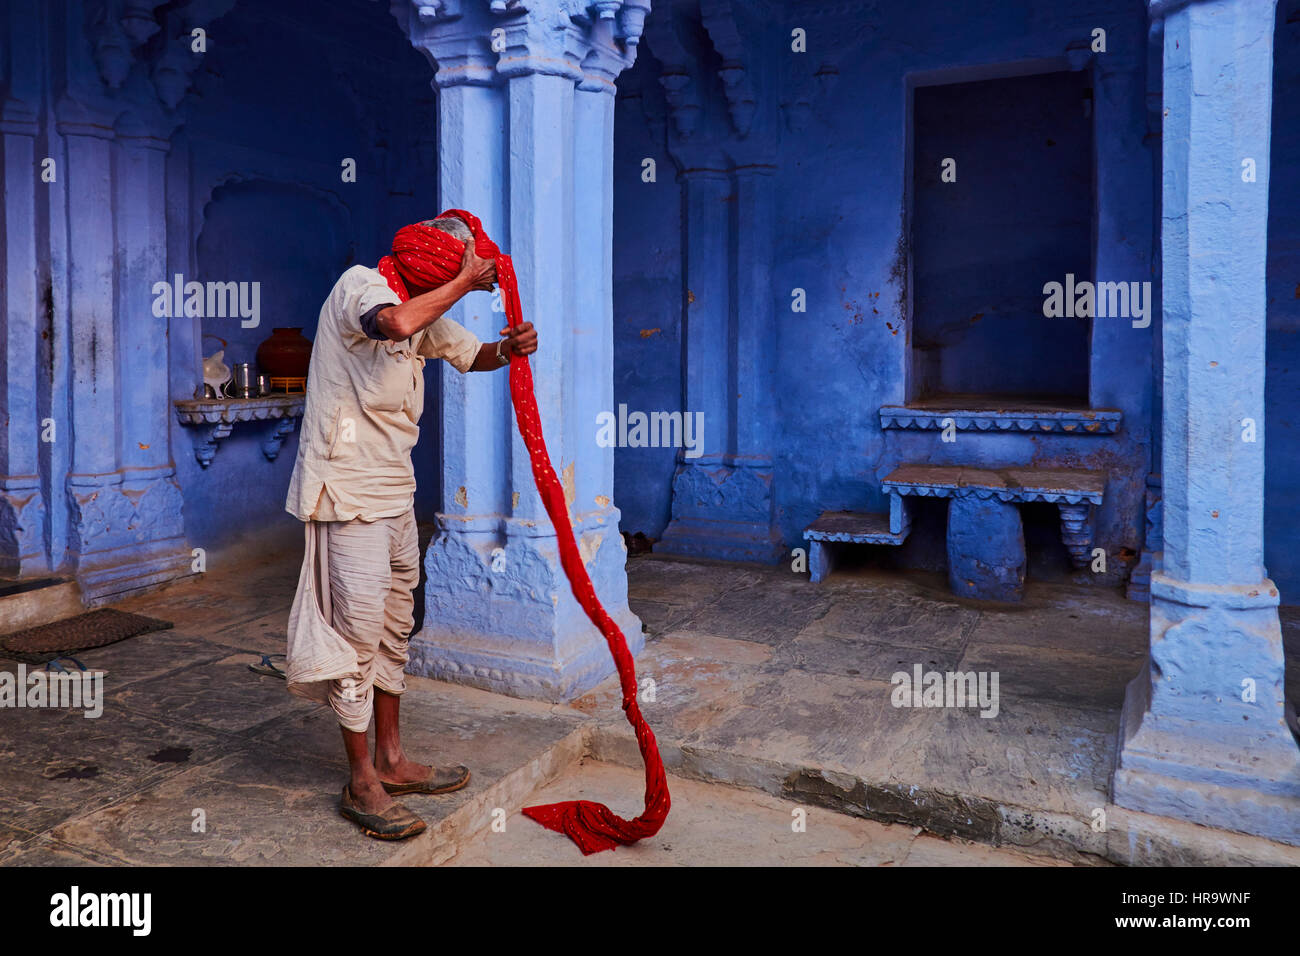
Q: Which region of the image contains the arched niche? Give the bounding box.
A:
[192,178,356,371]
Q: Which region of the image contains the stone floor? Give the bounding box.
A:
[446,758,1065,866]
[0,549,587,866]
[1,547,1298,866]
[590,556,1300,865]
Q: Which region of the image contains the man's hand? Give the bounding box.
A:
[468,323,537,371]
[458,242,496,292]
[501,322,538,357]
[377,240,497,342]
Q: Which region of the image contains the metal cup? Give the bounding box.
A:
[231,363,257,399]
[256,373,271,397]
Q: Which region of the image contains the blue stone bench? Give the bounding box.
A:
[803,510,910,583]
[881,464,1105,601]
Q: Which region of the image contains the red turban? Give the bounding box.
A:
[377,209,500,300]
[374,210,671,855]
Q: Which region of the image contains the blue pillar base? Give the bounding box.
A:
[0,478,50,578]
[657,456,785,564]
[68,472,193,604]
[77,539,194,606]
[409,507,644,703]
[1113,574,1300,846]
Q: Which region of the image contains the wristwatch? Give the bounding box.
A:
[496,338,510,367]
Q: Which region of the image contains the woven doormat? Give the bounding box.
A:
[1,608,173,660]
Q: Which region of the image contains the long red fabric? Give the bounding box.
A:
[377,211,670,854]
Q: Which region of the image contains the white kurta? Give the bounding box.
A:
[284,264,480,523]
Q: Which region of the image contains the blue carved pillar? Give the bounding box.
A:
[732,165,777,461]
[656,163,783,563]
[730,162,781,555]
[654,167,736,553]
[0,2,215,598]
[392,0,648,702]
[572,29,628,520]
[0,0,48,578]
[87,111,191,599]
[1113,0,1300,845]
[651,0,784,564]
[58,106,127,587]
[55,99,190,602]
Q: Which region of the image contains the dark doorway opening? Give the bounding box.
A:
[910,69,1094,403]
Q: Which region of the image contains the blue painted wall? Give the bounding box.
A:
[611,0,1157,585]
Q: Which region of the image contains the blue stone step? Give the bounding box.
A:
[803,511,909,583]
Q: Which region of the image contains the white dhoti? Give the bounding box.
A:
[286,507,420,732]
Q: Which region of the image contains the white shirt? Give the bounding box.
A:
[285,265,481,522]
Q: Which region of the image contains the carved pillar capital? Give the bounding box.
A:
[699,0,761,137]
[80,0,234,112]
[390,0,647,90]
[54,96,118,140]
[114,109,175,149]
[0,97,39,136]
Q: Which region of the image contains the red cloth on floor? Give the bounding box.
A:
[377,212,671,854]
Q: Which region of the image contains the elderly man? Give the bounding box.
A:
[285,215,537,840]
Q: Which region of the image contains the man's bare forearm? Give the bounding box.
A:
[376,274,474,341]
[470,342,507,372]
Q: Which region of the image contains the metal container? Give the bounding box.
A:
[256,373,271,397]
[230,362,257,399]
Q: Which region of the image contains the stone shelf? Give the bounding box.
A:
[881,464,1106,506]
[881,463,1106,581]
[879,399,1122,435]
[173,395,305,468]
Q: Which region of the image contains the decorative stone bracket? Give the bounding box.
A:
[174,396,305,468]
[1056,502,1095,569]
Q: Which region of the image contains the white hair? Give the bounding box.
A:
[423,216,472,243]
